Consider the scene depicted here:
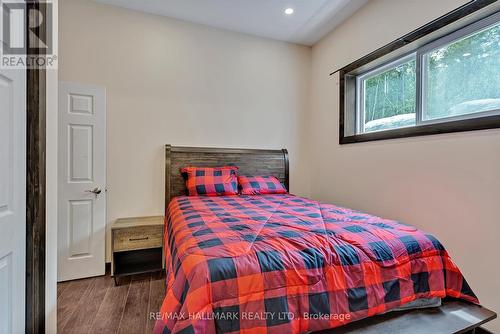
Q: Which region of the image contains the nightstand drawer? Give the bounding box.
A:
[113,225,163,252]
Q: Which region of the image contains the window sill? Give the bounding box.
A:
[340,114,500,144]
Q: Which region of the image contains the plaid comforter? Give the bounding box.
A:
[154,194,477,334]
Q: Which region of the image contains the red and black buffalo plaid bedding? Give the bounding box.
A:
[154,194,478,334]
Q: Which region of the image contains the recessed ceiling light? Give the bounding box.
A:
[284,8,294,15]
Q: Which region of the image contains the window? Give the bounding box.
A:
[339,3,500,144]
[358,55,416,133]
[422,22,500,122]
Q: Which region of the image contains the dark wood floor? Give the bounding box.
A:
[57,271,166,334]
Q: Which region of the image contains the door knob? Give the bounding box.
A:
[85,187,102,196]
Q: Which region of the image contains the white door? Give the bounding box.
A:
[58,82,106,281]
[0,67,26,333]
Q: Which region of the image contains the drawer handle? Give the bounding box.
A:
[129,237,149,242]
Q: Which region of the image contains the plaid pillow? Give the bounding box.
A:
[180,166,238,196]
[238,175,287,195]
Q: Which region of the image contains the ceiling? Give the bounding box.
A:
[92,0,368,46]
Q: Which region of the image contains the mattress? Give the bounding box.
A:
[154,194,477,334]
[388,297,441,312]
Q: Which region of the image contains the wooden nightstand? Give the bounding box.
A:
[111,216,164,285]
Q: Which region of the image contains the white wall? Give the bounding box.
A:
[58,0,311,261]
[46,0,58,332]
[309,0,500,331]
[46,68,58,334]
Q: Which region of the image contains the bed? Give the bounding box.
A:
[154,145,495,334]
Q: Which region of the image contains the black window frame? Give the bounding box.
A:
[336,0,500,144]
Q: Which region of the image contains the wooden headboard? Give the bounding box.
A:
[165,145,289,207]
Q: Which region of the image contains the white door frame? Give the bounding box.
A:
[0,67,26,334]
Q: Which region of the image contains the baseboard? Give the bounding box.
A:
[105,262,111,274]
